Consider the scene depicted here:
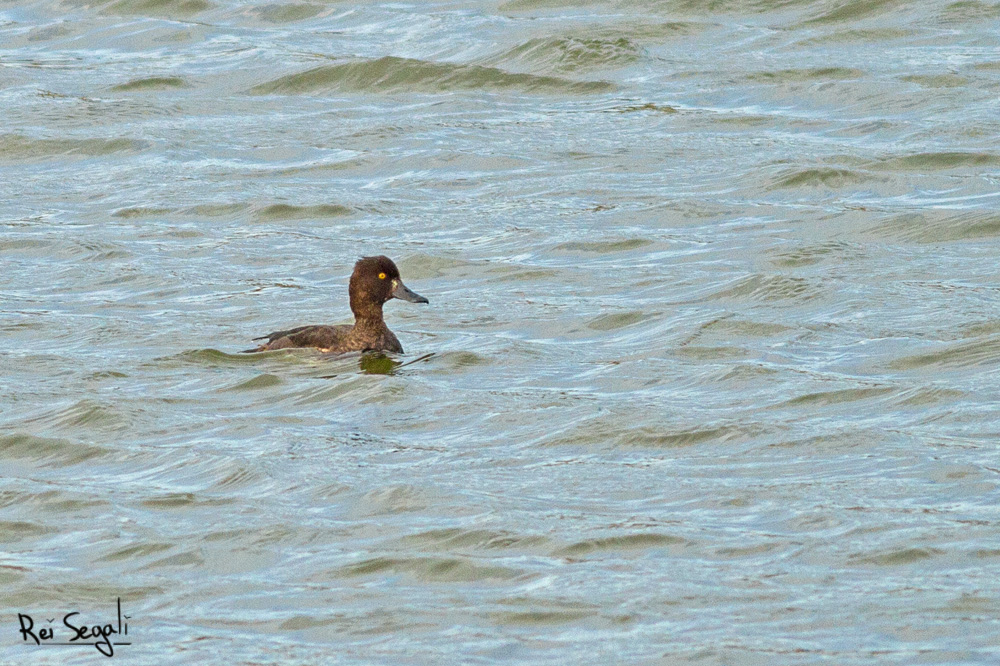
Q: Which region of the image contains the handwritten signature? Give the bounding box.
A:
[17,597,130,657]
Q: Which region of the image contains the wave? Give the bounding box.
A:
[0,134,146,161]
[250,56,613,95]
[490,36,640,73]
[111,76,189,92]
[873,211,1000,243]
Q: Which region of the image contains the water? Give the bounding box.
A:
[2,0,1000,663]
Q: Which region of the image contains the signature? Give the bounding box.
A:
[17,597,130,657]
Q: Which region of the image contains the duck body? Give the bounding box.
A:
[243,256,427,354]
[249,322,403,354]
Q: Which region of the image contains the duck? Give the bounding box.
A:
[242,255,428,354]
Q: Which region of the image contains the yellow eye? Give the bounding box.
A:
[378,272,386,280]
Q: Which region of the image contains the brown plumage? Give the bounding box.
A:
[243,256,428,354]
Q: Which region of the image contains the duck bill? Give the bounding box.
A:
[391,280,428,304]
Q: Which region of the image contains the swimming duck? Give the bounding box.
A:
[243,255,428,354]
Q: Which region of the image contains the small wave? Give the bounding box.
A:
[491,36,640,73]
[331,556,526,582]
[291,373,392,406]
[543,418,758,448]
[0,521,53,544]
[675,345,749,360]
[849,547,942,566]
[95,542,173,562]
[250,56,613,95]
[770,241,864,268]
[804,0,904,24]
[0,490,107,513]
[247,3,324,23]
[939,0,1000,22]
[137,550,205,570]
[0,134,147,161]
[141,492,234,509]
[24,399,128,433]
[0,565,26,585]
[796,27,914,45]
[553,238,652,253]
[889,335,1000,371]
[660,0,818,13]
[747,67,864,82]
[770,166,872,189]
[500,0,604,11]
[686,316,794,340]
[489,608,597,626]
[900,73,969,88]
[16,583,163,606]
[183,203,249,218]
[873,211,1000,243]
[554,533,688,556]
[351,484,438,517]
[171,348,295,366]
[60,240,132,261]
[397,253,479,279]
[609,101,677,114]
[98,0,213,17]
[771,387,894,409]
[487,268,560,282]
[112,207,174,218]
[0,433,110,467]
[396,528,551,553]
[27,24,74,43]
[0,238,132,261]
[714,542,789,560]
[221,374,283,391]
[874,151,1000,171]
[706,274,825,304]
[892,386,967,407]
[0,238,53,256]
[586,311,647,331]
[963,320,1000,337]
[211,463,270,492]
[424,351,491,372]
[615,20,704,38]
[251,203,353,221]
[111,76,189,92]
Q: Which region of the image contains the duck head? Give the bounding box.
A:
[349,255,428,319]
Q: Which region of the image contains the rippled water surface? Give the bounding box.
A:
[3,0,1000,663]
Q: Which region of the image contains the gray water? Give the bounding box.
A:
[2,0,1000,663]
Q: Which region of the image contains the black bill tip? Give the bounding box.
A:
[391,280,428,304]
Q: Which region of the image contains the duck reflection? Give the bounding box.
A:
[358,352,402,375]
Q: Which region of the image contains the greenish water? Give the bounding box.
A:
[2,0,1000,663]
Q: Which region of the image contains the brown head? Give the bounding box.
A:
[349,255,428,321]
